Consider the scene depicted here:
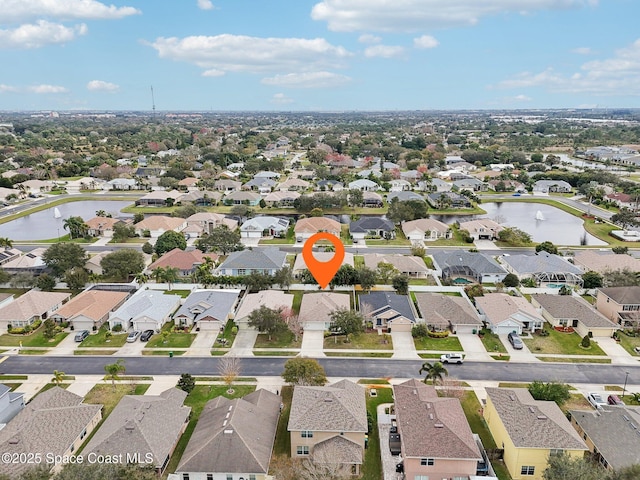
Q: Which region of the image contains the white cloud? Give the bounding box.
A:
[197,0,214,10]
[28,84,68,94]
[514,94,532,101]
[311,0,596,32]
[358,34,381,44]
[413,35,439,49]
[364,44,405,58]
[149,34,351,74]
[0,20,86,49]
[271,93,294,105]
[572,47,593,55]
[202,69,225,77]
[0,0,140,23]
[0,84,18,93]
[497,38,640,95]
[86,80,119,92]
[261,71,352,88]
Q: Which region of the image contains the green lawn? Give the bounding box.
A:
[325,351,393,358]
[0,375,28,380]
[524,328,606,355]
[0,327,68,347]
[362,386,393,480]
[84,383,150,417]
[413,335,463,351]
[254,330,301,348]
[618,332,640,357]
[273,385,293,456]
[146,332,196,348]
[358,379,390,385]
[142,350,186,356]
[252,350,298,356]
[74,349,118,355]
[354,255,364,269]
[537,356,611,363]
[365,228,411,246]
[324,331,393,350]
[163,289,192,298]
[80,327,128,347]
[478,329,508,353]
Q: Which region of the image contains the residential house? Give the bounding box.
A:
[413,292,483,334]
[173,289,240,329]
[605,193,636,210]
[108,289,181,332]
[499,252,584,286]
[0,290,70,331]
[488,179,525,192]
[400,170,421,182]
[134,215,186,238]
[136,166,165,177]
[178,177,200,191]
[432,250,507,284]
[214,179,242,193]
[85,251,111,276]
[417,178,451,193]
[106,178,137,190]
[394,379,482,480]
[234,290,294,329]
[426,191,472,209]
[348,179,380,191]
[0,387,102,477]
[240,216,290,239]
[401,218,452,242]
[243,177,276,193]
[175,389,281,480]
[254,170,281,180]
[0,383,24,425]
[572,250,640,275]
[359,291,415,332]
[298,292,350,331]
[316,179,344,191]
[357,169,382,179]
[288,380,367,474]
[531,294,619,338]
[223,190,261,206]
[49,290,129,331]
[1,247,48,274]
[452,177,488,192]
[293,252,354,277]
[349,217,395,242]
[533,180,573,194]
[387,191,426,203]
[390,179,412,191]
[294,217,341,242]
[459,219,504,241]
[484,388,588,480]
[0,247,22,265]
[147,248,219,278]
[179,190,222,206]
[83,388,190,474]
[185,212,237,237]
[475,293,544,334]
[277,178,310,191]
[135,189,184,207]
[569,406,640,471]
[363,253,430,278]
[217,248,287,276]
[263,190,300,207]
[362,191,383,207]
[85,216,124,237]
[596,286,640,327]
[16,179,54,195]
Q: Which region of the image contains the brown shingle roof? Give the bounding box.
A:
[85,216,122,230]
[148,248,218,272]
[413,292,482,329]
[363,253,429,274]
[298,292,350,325]
[573,250,640,274]
[294,217,341,234]
[531,294,618,329]
[52,290,128,323]
[134,215,185,231]
[598,286,640,305]
[0,290,70,322]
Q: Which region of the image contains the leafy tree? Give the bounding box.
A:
[581,334,591,348]
[536,241,559,255]
[63,216,88,239]
[612,246,629,254]
[610,464,640,480]
[498,227,532,246]
[582,271,603,289]
[392,274,409,295]
[330,264,359,287]
[112,223,136,242]
[273,266,293,290]
[543,452,604,480]
[528,380,571,406]
[410,245,426,257]
[329,308,364,338]
[64,267,88,293]
[558,285,572,295]
[419,361,448,385]
[387,197,429,223]
[151,266,180,290]
[42,243,88,277]
[133,212,144,224]
[243,272,274,292]
[282,357,327,386]
[611,207,640,230]
[51,369,65,386]
[196,225,242,254]
[104,359,126,390]
[502,273,520,288]
[42,319,56,340]
[376,262,398,283]
[35,273,56,291]
[247,305,286,340]
[464,284,485,299]
[347,188,363,208]
[411,323,428,338]
[357,266,377,292]
[154,230,187,255]
[604,268,640,287]
[176,373,195,393]
[0,237,13,248]
[100,249,145,281]
[141,241,154,254]
[0,268,10,284]
[10,272,35,289]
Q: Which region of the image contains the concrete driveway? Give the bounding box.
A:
[501,334,539,362]
[47,331,79,355]
[228,328,258,356]
[456,333,493,362]
[115,338,147,356]
[595,337,638,365]
[301,330,325,357]
[184,330,218,356]
[390,330,419,359]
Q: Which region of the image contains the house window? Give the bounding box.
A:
[420,458,435,466]
[521,466,535,475]
[414,476,429,480]
[226,475,232,480]
[237,269,246,276]
[550,449,564,456]
[182,474,189,480]
[296,446,310,456]
[207,475,213,480]
[301,430,313,438]
[249,476,256,480]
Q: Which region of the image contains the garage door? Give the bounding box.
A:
[135,321,158,332]
[198,320,221,331]
[494,325,519,335]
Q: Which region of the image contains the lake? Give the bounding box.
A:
[432,201,607,246]
[0,200,133,241]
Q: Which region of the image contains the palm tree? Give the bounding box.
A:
[134,272,149,285]
[0,237,13,249]
[51,370,65,386]
[63,216,88,239]
[163,266,179,290]
[419,361,448,386]
[104,359,126,390]
[151,267,166,284]
[95,209,107,217]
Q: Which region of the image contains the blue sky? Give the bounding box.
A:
[1,0,639,111]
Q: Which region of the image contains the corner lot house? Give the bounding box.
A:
[217,248,287,276]
[83,388,190,474]
[413,292,482,334]
[234,290,294,329]
[294,217,341,242]
[173,289,240,330]
[0,383,24,425]
[394,379,482,480]
[531,294,619,338]
[288,380,367,474]
[0,387,102,477]
[596,286,640,327]
[108,289,181,332]
[175,389,281,480]
[401,218,452,242]
[359,291,415,332]
[0,290,70,331]
[484,388,587,480]
[49,289,129,331]
[298,292,350,331]
[475,293,544,334]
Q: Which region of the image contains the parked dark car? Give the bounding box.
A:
[508,331,523,350]
[389,432,401,455]
[607,394,624,405]
[74,330,89,342]
[140,329,154,342]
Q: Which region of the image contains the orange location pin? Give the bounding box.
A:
[302,232,345,289]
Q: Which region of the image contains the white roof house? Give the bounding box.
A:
[108,289,181,332]
[240,216,290,239]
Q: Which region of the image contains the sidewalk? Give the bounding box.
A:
[596,337,639,365]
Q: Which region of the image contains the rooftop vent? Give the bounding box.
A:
[434,423,444,428]
[529,407,535,414]
[509,394,515,401]
[223,429,233,434]
[537,415,547,420]
[324,398,333,403]
[429,414,433,420]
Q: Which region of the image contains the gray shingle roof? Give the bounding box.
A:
[598,286,640,305]
[413,292,482,329]
[531,294,618,329]
[394,379,481,460]
[500,252,582,275]
[359,291,415,322]
[432,249,506,275]
[219,248,287,271]
[349,217,394,234]
[176,389,281,474]
[288,380,367,433]
[387,191,425,202]
[486,388,587,450]
[174,290,240,322]
[313,435,363,465]
[83,388,190,469]
[109,290,181,324]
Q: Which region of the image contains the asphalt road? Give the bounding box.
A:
[1,355,638,385]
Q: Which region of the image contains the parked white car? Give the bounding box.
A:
[587,392,607,410]
[440,353,464,364]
